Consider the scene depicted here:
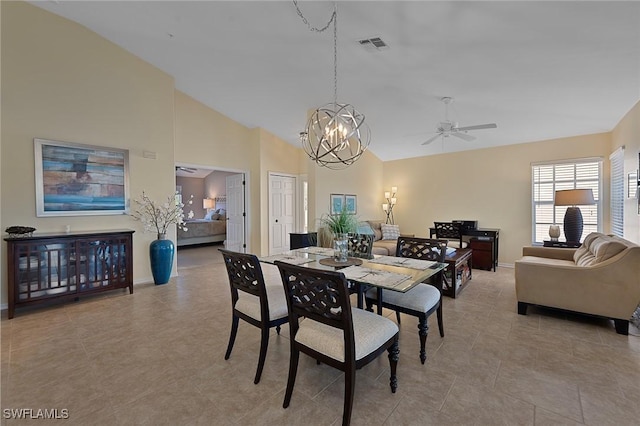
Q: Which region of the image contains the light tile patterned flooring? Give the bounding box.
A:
[2,244,639,425]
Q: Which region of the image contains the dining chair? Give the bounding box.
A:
[434,221,467,249]
[347,233,374,259]
[365,237,446,364]
[275,261,399,426]
[220,249,289,384]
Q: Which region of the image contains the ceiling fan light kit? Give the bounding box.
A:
[422,97,497,146]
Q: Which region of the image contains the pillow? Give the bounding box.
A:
[210,213,221,220]
[219,213,226,221]
[367,220,384,241]
[204,210,214,220]
[590,237,626,263]
[381,224,400,241]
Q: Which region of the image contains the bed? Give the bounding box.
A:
[177,201,227,247]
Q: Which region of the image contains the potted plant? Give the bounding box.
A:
[318,208,358,262]
[131,191,193,284]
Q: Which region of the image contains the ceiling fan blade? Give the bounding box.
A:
[451,132,476,142]
[421,134,442,145]
[456,123,497,131]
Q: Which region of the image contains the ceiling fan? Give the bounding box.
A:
[175,166,197,173]
[421,97,497,145]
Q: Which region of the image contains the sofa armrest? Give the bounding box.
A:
[400,233,415,238]
[522,246,576,261]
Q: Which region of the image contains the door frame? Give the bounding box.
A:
[176,162,251,253]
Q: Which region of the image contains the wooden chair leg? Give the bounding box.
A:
[283,348,300,408]
[395,310,401,324]
[436,304,444,338]
[343,364,356,426]
[417,315,429,365]
[224,315,239,360]
[254,327,270,384]
[276,324,281,335]
[387,338,399,393]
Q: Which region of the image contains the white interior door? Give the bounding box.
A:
[269,174,296,255]
[226,173,246,252]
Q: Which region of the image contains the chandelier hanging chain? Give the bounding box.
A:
[294,1,370,169]
[292,1,336,33]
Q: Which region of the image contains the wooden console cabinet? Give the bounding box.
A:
[4,229,134,319]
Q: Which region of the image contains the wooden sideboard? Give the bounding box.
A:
[4,229,134,318]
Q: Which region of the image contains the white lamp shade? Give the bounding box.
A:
[554,189,595,206]
[203,198,215,209]
[382,203,389,211]
[391,186,397,194]
[384,192,390,199]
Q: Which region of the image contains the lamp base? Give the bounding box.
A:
[563,207,583,243]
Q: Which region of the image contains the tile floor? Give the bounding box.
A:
[1,244,639,425]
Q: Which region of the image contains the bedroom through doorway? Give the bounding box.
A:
[175,164,248,258]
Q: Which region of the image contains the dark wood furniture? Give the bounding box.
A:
[365,237,445,364]
[442,248,473,298]
[275,261,399,426]
[434,222,465,248]
[289,232,317,249]
[469,237,493,270]
[430,226,500,271]
[543,240,581,248]
[5,229,134,319]
[219,249,289,384]
[347,233,374,259]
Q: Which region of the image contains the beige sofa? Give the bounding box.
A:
[515,232,640,334]
[317,221,411,256]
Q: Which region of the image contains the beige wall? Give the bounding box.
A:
[176,176,206,219]
[1,1,176,305]
[612,101,640,243]
[308,150,384,231]
[383,133,612,265]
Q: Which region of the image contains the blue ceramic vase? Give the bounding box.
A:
[149,233,174,285]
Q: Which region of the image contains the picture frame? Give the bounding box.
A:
[330,193,344,215]
[344,194,357,214]
[34,138,130,217]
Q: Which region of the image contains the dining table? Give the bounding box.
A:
[259,247,448,315]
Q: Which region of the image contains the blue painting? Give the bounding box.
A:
[35,139,129,216]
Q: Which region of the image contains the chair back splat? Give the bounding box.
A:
[434,221,467,249]
[275,261,399,426]
[347,233,374,259]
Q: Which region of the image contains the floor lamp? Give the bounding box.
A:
[554,189,595,243]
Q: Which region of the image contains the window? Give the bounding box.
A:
[531,158,602,244]
[610,147,624,237]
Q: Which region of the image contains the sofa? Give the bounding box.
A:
[317,220,412,256]
[515,232,640,334]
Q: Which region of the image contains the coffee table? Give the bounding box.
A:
[442,248,473,298]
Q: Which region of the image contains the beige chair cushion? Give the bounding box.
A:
[445,240,468,249]
[295,308,398,362]
[367,283,440,312]
[235,263,288,321]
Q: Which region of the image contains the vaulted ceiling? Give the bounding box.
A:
[29,1,640,161]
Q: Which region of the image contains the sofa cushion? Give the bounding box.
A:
[590,237,627,263]
[381,224,400,240]
[367,220,384,241]
[573,232,605,264]
[372,239,397,256]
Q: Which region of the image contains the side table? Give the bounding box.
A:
[442,248,473,298]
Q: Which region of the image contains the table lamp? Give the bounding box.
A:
[554,189,595,243]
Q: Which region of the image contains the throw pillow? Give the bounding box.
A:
[381,224,400,241]
[204,210,214,220]
[367,220,384,241]
[590,237,626,263]
[210,213,221,220]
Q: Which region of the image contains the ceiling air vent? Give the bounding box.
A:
[358,37,389,51]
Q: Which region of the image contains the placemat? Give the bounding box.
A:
[319,257,363,267]
[366,256,436,270]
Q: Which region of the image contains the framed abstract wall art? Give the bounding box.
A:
[34,138,130,217]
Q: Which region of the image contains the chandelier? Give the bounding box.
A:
[294,1,370,170]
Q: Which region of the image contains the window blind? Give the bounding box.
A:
[609,147,624,237]
[531,159,602,244]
